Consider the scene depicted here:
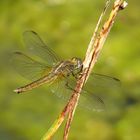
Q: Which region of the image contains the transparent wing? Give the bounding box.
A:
[11,52,51,81]
[66,75,106,111]
[49,74,106,112]
[83,73,122,112]
[49,73,121,112]
[79,90,105,112]
[50,75,72,102]
[23,31,60,66]
[84,73,121,93]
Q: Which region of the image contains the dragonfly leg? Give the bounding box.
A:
[71,66,83,79]
[72,72,78,79]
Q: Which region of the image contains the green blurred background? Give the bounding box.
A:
[0,0,140,140]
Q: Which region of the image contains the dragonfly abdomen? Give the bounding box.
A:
[14,73,57,94]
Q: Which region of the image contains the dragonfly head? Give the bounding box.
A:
[71,57,83,71]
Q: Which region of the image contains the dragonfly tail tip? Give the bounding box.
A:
[13,89,21,94]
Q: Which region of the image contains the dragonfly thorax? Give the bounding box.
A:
[51,57,82,77]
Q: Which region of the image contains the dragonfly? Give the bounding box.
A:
[12,31,120,112]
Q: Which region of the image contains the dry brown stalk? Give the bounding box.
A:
[41,0,127,140]
[63,0,127,139]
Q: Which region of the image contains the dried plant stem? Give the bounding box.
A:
[63,0,127,139]
[41,0,127,140]
[63,1,111,139]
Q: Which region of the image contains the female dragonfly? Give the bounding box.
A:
[12,31,120,112]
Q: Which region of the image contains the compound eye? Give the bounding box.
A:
[71,57,77,63]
